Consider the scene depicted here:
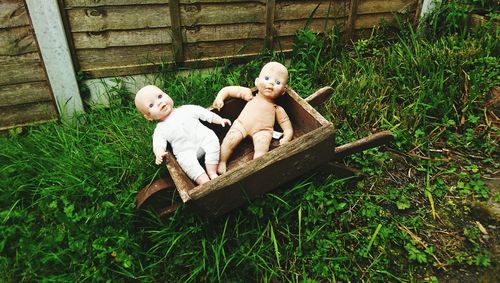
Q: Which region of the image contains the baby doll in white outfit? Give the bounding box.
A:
[135,85,231,185]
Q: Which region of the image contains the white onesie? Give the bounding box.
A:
[152,105,220,181]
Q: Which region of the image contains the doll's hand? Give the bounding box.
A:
[213,98,224,111]
[279,137,291,146]
[155,151,168,165]
[219,118,232,127]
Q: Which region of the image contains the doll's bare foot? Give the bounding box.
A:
[217,162,227,174]
[195,174,210,185]
[205,164,218,180]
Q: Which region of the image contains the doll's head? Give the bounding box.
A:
[255,62,288,100]
[135,85,174,121]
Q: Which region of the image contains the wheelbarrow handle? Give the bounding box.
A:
[305,86,334,107]
[333,130,395,160]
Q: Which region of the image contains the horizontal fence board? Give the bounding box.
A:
[0,82,52,107]
[0,53,46,86]
[273,35,295,51]
[0,101,57,130]
[0,51,42,65]
[67,5,171,32]
[82,63,163,78]
[275,17,347,37]
[184,39,264,60]
[358,0,415,15]
[275,0,413,21]
[73,28,173,49]
[65,0,261,7]
[0,26,37,56]
[0,0,30,29]
[180,2,265,25]
[65,0,168,7]
[77,45,173,70]
[184,23,265,43]
[355,12,400,29]
[275,0,349,21]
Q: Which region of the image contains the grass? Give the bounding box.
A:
[1,2,499,282]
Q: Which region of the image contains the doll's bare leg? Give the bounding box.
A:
[205,164,218,179]
[202,132,222,179]
[218,121,246,174]
[252,130,273,159]
[195,173,210,185]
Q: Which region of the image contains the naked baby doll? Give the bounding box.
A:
[212,61,293,174]
[135,85,231,185]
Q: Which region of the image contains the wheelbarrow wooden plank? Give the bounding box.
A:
[188,124,335,217]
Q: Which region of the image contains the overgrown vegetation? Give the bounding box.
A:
[1,1,498,281]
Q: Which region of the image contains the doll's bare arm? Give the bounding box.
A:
[211,113,232,127]
[213,86,253,110]
[152,132,168,165]
[276,106,293,145]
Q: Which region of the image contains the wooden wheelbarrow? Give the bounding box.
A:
[136,87,394,218]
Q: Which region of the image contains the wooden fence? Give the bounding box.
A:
[0,0,58,130]
[0,0,419,130]
[63,0,418,78]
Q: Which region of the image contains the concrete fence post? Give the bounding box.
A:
[25,0,83,120]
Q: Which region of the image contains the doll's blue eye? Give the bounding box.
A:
[264,76,269,80]
[158,94,162,99]
[276,80,281,85]
[149,103,153,108]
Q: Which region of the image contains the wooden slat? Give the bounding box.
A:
[358,0,416,15]
[275,17,347,37]
[189,124,335,216]
[66,5,171,32]
[0,0,30,29]
[181,0,264,3]
[84,52,267,78]
[76,45,173,70]
[81,63,164,78]
[355,12,399,29]
[272,35,295,52]
[0,102,57,130]
[64,0,261,7]
[0,53,46,86]
[72,28,173,49]
[0,82,52,107]
[184,39,264,61]
[180,2,265,26]
[0,26,37,56]
[275,0,412,20]
[184,23,265,43]
[275,0,349,21]
[65,0,168,7]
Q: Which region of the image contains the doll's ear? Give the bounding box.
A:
[254,77,259,86]
[144,113,153,121]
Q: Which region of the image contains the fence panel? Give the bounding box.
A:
[0,0,57,130]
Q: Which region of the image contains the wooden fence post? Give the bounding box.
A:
[169,0,185,65]
[25,0,83,120]
[265,0,276,51]
[346,0,359,41]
